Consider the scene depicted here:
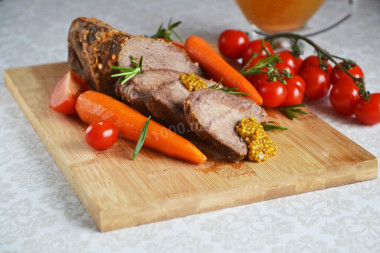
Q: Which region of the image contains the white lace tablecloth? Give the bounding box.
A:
[1,0,380,252]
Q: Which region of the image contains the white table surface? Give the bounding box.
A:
[1,0,380,252]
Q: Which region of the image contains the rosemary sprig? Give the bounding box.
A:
[110,56,143,85]
[208,78,249,96]
[132,116,151,160]
[150,18,183,43]
[277,104,308,120]
[240,54,281,76]
[239,41,291,84]
[261,121,287,131]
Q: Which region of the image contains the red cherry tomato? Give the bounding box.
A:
[330,62,364,86]
[301,55,332,75]
[49,72,89,114]
[294,56,303,74]
[281,83,303,107]
[85,121,118,150]
[218,29,249,60]
[329,79,360,116]
[242,55,266,85]
[247,73,266,88]
[278,50,297,73]
[242,39,274,64]
[286,74,306,93]
[354,93,380,125]
[275,62,295,76]
[299,66,330,100]
[256,77,287,108]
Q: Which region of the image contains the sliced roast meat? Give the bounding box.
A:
[116,69,180,115]
[146,77,218,127]
[119,36,202,76]
[146,80,188,126]
[68,17,202,97]
[183,89,267,162]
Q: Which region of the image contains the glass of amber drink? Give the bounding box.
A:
[234,0,357,36]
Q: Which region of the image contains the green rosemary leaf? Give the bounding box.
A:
[290,109,308,114]
[110,56,143,86]
[132,116,151,160]
[278,104,308,119]
[168,20,182,30]
[150,18,183,42]
[171,29,183,43]
[119,73,136,84]
[282,109,297,119]
[228,91,250,95]
[208,78,248,95]
[207,84,218,89]
[240,54,280,76]
[110,66,135,72]
[261,123,288,131]
[110,72,134,77]
[220,87,238,91]
[208,78,223,90]
[138,55,143,68]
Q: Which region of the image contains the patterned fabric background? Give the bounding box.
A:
[1,0,379,252]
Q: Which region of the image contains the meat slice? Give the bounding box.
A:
[68,17,202,97]
[116,69,180,115]
[146,78,218,127]
[146,79,188,127]
[118,36,202,76]
[183,89,267,162]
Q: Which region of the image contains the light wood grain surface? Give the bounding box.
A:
[4,62,378,232]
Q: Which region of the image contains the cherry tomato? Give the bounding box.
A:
[281,83,303,107]
[300,55,332,75]
[256,76,287,108]
[49,72,88,114]
[242,55,266,85]
[278,50,297,73]
[354,93,380,125]
[330,62,364,86]
[218,29,249,60]
[242,39,274,64]
[294,56,303,74]
[299,66,330,100]
[286,74,306,93]
[85,121,118,150]
[329,79,360,116]
[275,62,295,76]
[247,73,266,88]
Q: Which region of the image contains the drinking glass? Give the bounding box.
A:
[235,0,357,37]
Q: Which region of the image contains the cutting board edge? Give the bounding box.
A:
[4,68,104,227]
[96,160,378,232]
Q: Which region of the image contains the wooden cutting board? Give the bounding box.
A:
[4,62,378,232]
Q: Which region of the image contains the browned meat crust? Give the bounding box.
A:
[68,17,129,96]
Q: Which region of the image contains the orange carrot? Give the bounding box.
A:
[76,90,207,164]
[185,35,263,105]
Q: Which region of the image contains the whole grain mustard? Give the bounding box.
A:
[180,73,207,92]
[236,117,278,162]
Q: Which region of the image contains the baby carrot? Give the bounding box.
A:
[185,35,263,105]
[76,90,207,164]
